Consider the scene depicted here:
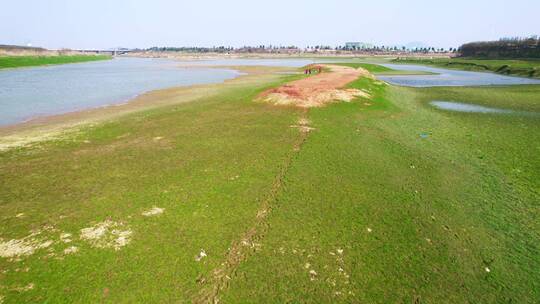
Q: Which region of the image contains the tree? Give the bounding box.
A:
[459,36,540,58]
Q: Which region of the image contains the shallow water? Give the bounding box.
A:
[378,64,540,87]
[177,58,335,67]
[0,58,240,126]
[430,101,516,113]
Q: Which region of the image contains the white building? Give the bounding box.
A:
[344,42,373,50]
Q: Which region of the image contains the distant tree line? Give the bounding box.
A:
[0,44,47,51]
[146,45,302,53]
[342,45,457,53]
[236,45,299,53]
[147,46,234,53]
[144,44,458,54]
[459,36,540,58]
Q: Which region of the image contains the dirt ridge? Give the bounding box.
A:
[259,64,372,107]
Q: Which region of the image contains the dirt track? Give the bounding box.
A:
[260,64,372,107]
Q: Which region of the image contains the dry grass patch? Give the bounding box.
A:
[79,220,132,251]
[141,207,165,217]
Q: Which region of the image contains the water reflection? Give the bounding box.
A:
[378,64,540,87]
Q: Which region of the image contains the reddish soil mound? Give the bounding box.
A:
[260,65,372,107]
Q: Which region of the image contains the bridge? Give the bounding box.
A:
[75,48,135,56]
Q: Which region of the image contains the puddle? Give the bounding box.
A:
[430,101,516,114]
[430,101,540,117]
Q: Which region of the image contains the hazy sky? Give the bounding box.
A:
[1,0,539,50]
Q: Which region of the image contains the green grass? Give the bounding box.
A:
[1,68,539,303]
[0,74,304,302]
[0,55,111,69]
[392,57,540,78]
[222,77,540,303]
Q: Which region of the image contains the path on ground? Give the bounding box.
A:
[194,111,311,304]
[195,66,369,303]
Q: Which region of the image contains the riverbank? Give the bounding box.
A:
[0,65,292,150]
[0,55,111,69]
[1,63,538,303]
[392,57,540,78]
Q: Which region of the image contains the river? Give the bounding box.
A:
[377,63,540,87]
[0,57,241,126]
[2,58,539,126]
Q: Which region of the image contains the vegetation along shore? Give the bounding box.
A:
[392,57,540,78]
[0,55,111,69]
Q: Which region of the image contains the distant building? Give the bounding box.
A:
[344,42,373,50]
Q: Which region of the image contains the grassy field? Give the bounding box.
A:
[0,70,303,302]
[222,73,540,303]
[0,55,111,69]
[392,57,540,78]
[1,65,539,303]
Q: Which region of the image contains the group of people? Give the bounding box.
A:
[304,66,323,74]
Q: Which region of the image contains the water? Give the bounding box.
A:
[177,58,333,67]
[377,64,540,87]
[0,58,240,126]
[430,101,516,113]
[3,58,540,126]
[430,101,540,118]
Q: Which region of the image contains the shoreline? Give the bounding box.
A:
[0,65,294,151]
[0,57,111,72]
[0,54,112,70]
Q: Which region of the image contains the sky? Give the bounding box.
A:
[1,0,539,50]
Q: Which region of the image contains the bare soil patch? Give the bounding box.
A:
[0,237,53,259]
[142,207,165,217]
[79,220,132,251]
[260,65,372,108]
[0,226,60,260]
